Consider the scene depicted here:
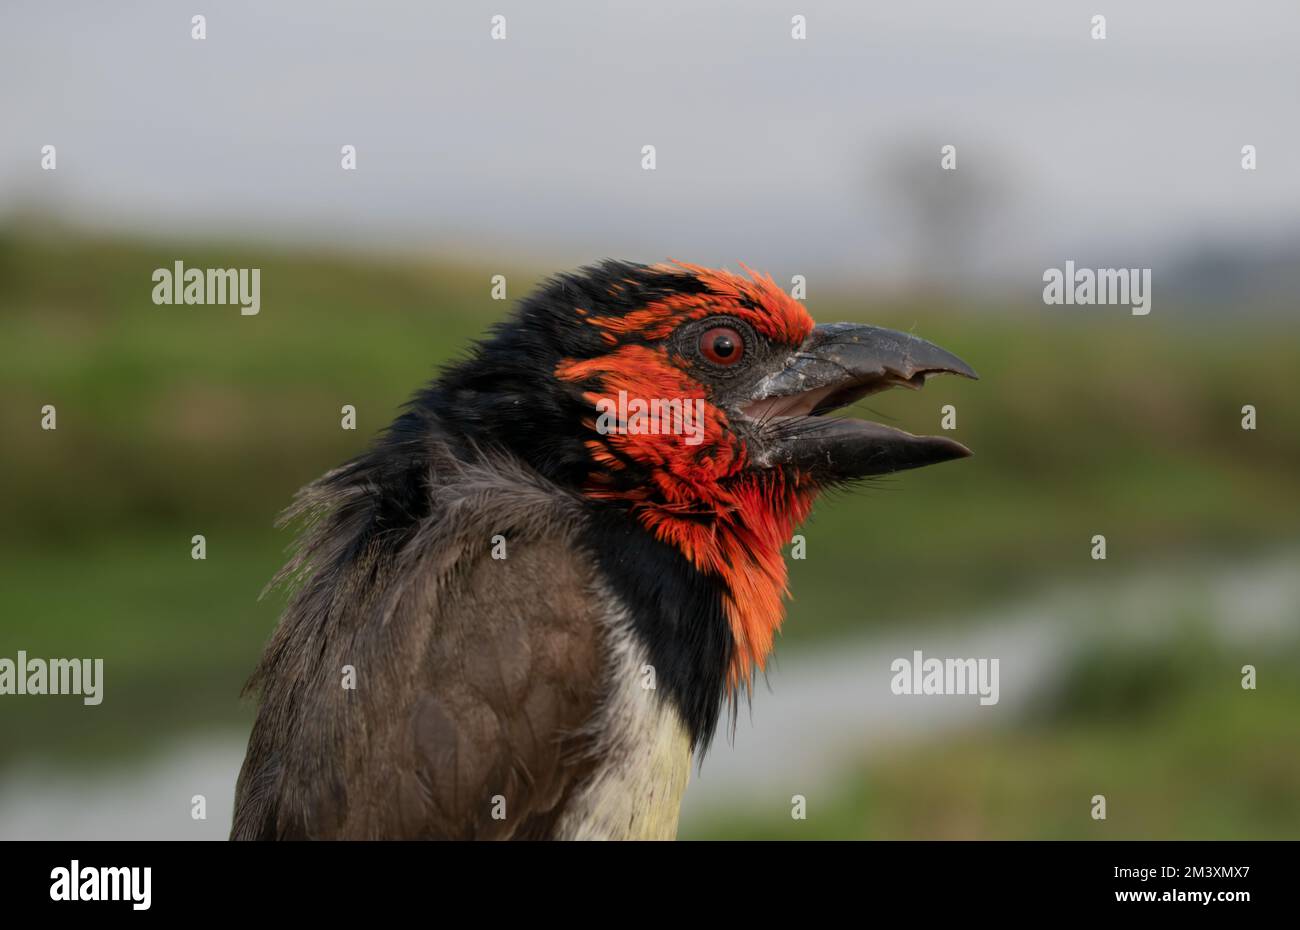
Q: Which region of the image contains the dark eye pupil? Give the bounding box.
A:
[699,325,744,365]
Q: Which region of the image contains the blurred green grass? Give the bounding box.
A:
[1,226,1298,766]
[684,632,1300,839]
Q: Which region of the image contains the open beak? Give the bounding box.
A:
[744,322,978,480]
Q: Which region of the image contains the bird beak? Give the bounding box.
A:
[744,322,979,480]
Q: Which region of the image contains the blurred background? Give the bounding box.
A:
[1,0,1297,839]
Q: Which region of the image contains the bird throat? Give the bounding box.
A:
[555,348,818,692]
[634,472,816,691]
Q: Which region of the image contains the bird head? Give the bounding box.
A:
[435,260,976,705]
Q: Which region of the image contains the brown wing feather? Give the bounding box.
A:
[231,445,605,840]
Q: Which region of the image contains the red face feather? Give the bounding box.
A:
[585,261,814,345]
[556,263,818,690]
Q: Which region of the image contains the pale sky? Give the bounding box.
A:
[3,0,1298,287]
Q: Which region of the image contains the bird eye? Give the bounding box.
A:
[698,326,745,366]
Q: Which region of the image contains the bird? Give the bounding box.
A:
[230,260,976,840]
